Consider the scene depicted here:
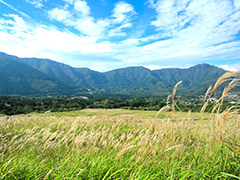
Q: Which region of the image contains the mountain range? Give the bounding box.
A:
[0,52,227,96]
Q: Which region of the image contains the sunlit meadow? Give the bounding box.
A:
[0,72,240,179]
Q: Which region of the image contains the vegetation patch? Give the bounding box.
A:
[0,71,239,179]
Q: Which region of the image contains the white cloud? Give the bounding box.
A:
[0,15,115,60]
[108,22,132,37]
[63,0,75,5]
[48,0,103,37]
[133,0,240,65]
[219,65,239,72]
[25,0,45,8]
[74,17,106,37]
[0,0,240,72]
[112,1,136,24]
[113,1,134,14]
[144,65,172,70]
[0,0,29,18]
[47,1,135,38]
[74,0,90,16]
[0,14,29,36]
[234,0,240,10]
[48,6,104,37]
[149,0,235,37]
[48,8,72,22]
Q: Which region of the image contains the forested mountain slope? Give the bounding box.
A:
[0,52,227,96]
[0,55,72,96]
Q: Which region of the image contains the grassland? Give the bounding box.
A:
[0,108,239,179]
[51,108,203,119]
[0,71,240,179]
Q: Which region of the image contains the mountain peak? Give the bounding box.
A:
[0,52,227,96]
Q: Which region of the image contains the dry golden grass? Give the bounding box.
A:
[0,106,239,161]
[0,104,239,179]
[213,71,240,94]
[0,72,240,179]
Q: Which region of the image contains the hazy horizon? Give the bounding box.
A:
[0,51,232,73]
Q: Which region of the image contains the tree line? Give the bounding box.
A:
[0,95,235,115]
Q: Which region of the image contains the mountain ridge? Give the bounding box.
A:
[0,55,73,96]
[0,52,228,96]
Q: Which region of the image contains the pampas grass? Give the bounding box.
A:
[171,81,182,120]
[213,71,240,94]
[0,74,240,179]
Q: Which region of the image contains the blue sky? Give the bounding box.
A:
[0,0,240,72]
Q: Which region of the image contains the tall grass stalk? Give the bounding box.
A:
[171,81,182,120]
[0,74,240,179]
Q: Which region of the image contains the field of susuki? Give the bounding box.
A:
[1,72,240,179]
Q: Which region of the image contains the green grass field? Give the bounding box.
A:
[50,108,205,120]
[0,108,239,179]
[1,71,240,179]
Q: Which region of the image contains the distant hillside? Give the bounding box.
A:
[16,57,87,87]
[0,52,228,96]
[8,54,108,87]
[101,64,226,95]
[0,55,72,96]
[103,66,169,94]
[153,64,227,94]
